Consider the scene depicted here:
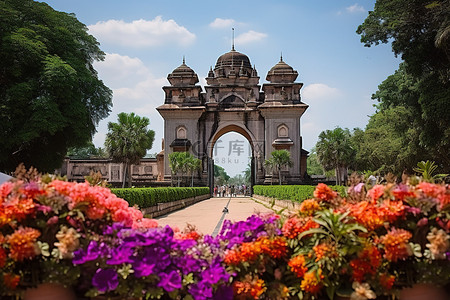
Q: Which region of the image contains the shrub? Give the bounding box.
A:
[253,185,345,202]
[110,187,210,208]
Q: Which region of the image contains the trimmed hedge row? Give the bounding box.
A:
[111,187,210,209]
[253,185,346,203]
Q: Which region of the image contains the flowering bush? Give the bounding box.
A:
[220,180,450,299]
[0,169,157,297]
[74,223,231,299]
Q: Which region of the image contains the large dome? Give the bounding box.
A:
[214,49,252,70]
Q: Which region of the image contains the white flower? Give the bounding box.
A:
[351,282,376,300]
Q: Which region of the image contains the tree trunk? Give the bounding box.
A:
[278,166,282,185]
[127,164,132,188]
[191,172,194,187]
[122,163,127,188]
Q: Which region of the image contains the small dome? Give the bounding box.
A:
[167,58,199,86]
[266,56,298,83]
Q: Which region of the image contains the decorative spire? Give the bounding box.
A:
[182,55,186,64]
[232,28,235,51]
[280,52,283,62]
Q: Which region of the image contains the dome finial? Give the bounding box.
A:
[232,28,235,51]
[280,52,283,62]
[182,55,185,64]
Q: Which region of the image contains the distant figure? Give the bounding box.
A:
[230,185,235,197]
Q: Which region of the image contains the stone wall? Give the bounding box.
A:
[59,157,166,187]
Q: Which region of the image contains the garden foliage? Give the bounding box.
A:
[111,187,210,208]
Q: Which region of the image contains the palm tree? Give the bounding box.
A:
[267,150,293,185]
[168,152,184,187]
[105,112,155,188]
[263,157,275,185]
[316,127,355,185]
[186,155,202,187]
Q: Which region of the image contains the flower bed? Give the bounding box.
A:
[1,172,449,299]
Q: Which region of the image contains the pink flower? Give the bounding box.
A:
[417,218,428,227]
[47,216,59,225]
[367,185,384,202]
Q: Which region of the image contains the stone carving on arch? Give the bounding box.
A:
[218,93,246,109]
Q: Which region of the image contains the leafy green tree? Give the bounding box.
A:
[266,150,293,185]
[306,147,325,176]
[105,113,155,188]
[214,165,230,186]
[352,106,426,175]
[357,0,450,170]
[0,0,112,172]
[66,142,107,159]
[316,127,355,185]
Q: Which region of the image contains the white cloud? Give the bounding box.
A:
[209,18,237,29]
[302,83,342,101]
[92,53,167,152]
[346,3,365,13]
[235,30,267,45]
[88,16,196,47]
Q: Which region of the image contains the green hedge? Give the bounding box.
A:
[253,185,346,203]
[111,187,210,208]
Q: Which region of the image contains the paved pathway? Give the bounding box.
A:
[156,196,275,235]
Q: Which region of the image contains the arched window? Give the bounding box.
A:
[176,126,187,139]
[278,124,289,137]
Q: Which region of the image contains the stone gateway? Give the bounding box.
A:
[157,48,309,189]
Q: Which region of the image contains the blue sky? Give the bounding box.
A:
[42,0,400,176]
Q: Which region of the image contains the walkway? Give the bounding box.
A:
[156,196,275,236]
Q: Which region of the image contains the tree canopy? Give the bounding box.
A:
[105,112,155,188]
[0,0,112,173]
[356,0,450,171]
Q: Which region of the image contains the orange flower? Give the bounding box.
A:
[282,216,319,239]
[313,243,337,262]
[300,269,324,294]
[3,273,20,290]
[380,228,412,262]
[7,227,41,261]
[224,236,288,265]
[379,273,395,290]
[299,199,321,216]
[314,183,337,201]
[350,244,381,282]
[348,201,384,231]
[233,277,267,299]
[288,255,307,278]
[379,199,405,223]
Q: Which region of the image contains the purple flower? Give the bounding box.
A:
[106,244,134,265]
[201,264,229,285]
[73,241,102,264]
[174,256,201,274]
[189,281,213,300]
[157,270,182,292]
[92,268,119,292]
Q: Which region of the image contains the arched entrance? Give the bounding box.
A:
[208,126,256,195]
[157,48,309,191]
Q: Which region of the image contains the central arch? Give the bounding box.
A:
[207,124,257,194]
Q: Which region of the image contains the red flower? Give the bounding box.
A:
[314,183,337,201]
